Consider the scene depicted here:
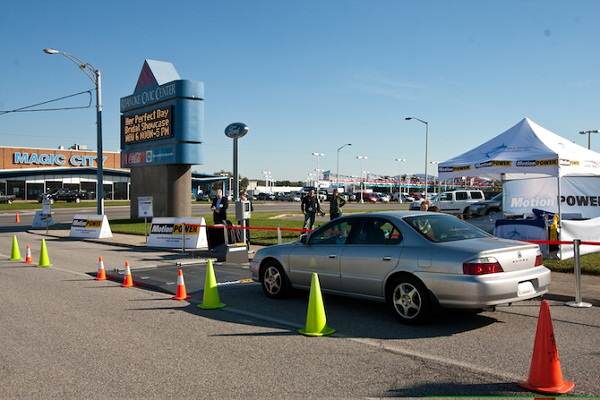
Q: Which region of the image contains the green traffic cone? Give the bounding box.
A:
[10,235,21,261]
[37,239,52,268]
[198,259,225,309]
[298,272,335,337]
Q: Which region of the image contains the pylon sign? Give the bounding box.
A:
[120,60,204,167]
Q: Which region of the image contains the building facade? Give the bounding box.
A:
[0,146,225,200]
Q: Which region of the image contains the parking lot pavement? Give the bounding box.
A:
[1,231,599,397]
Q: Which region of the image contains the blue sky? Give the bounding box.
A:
[1,1,599,180]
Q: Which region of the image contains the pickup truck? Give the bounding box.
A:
[0,193,16,204]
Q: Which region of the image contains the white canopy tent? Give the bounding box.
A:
[438,118,600,259]
[438,118,600,179]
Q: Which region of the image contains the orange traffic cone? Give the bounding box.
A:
[96,256,107,281]
[24,244,33,264]
[172,269,191,301]
[121,261,133,288]
[15,212,20,224]
[519,300,575,394]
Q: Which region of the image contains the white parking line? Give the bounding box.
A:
[222,307,522,383]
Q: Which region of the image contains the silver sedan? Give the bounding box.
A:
[250,211,550,324]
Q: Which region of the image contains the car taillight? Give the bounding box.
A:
[463,258,503,275]
[535,254,543,266]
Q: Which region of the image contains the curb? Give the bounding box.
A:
[25,229,179,252]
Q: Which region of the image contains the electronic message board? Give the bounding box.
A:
[121,106,173,146]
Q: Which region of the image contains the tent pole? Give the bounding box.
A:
[557,173,562,259]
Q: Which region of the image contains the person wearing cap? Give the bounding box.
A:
[329,189,346,220]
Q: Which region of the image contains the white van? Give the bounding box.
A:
[432,190,485,215]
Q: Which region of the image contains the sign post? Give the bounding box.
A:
[138,196,153,242]
[225,122,250,243]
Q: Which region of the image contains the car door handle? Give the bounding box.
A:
[382,256,392,261]
[328,255,337,259]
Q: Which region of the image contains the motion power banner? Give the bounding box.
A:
[503,176,600,219]
[70,214,113,239]
[147,217,208,249]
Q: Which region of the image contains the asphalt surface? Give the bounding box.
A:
[1,230,599,398]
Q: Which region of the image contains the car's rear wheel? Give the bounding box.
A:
[387,275,432,324]
[261,261,289,299]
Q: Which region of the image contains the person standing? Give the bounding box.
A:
[301,189,324,230]
[211,189,228,224]
[329,189,346,220]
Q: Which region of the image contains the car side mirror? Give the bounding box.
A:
[300,234,309,245]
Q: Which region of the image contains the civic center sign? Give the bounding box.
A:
[120,59,204,218]
[120,60,204,168]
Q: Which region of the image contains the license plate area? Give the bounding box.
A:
[517,281,535,297]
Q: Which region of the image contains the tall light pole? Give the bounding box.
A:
[262,170,272,193]
[429,161,439,194]
[579,130,599,150]
[356,155,368,203]
[405,117,429,198]
[311,152,325,189]
[44,48,104,215]
[394,158,406,201]
[336,143,352,187]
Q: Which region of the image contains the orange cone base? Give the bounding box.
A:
[298,326,335,337]
[122,278,134,288]
[519,380,575,395]
[171,294,191,301]
[96,273,106,281]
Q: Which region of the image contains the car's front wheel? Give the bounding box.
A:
[387,275,432,324]
[261,261,289,299]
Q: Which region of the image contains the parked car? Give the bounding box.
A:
[257,192,276,201]
[391,193,414,203]
[37,189,87,203]
[431,190,485,216]
[195,192,210,201]
[374,192,391,202]
[0,192,16,204]
[464,192,502,218]
[251,211,549,324]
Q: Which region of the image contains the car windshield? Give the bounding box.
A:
[492,193,502,201]
[404,214,489,243]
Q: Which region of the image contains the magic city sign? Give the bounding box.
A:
[13,152,107,167]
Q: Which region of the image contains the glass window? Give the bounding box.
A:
[26,183,44,200]
[440,193,453,201]
[470,191,483,199]
[114,182,128,200]
[6,180,25,200]
[349,219,403,245]
[404,214,489,243]
[81,182,97,199]
[45,181,62,192]
[455,191,468,200]
[309,220,353,245]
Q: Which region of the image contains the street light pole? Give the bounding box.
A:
[579,130,599,150]
[356,155,368,203]
[394,158,406,201]
[43,48,104,215]
[311,152,325,189]
[405,117,429,198]
[336,143,352,187]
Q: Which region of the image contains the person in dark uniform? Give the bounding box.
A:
[211,189,228,224]
[301,189,324,230]
[329,189,346,220]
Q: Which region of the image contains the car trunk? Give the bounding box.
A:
[439,237,540,272]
